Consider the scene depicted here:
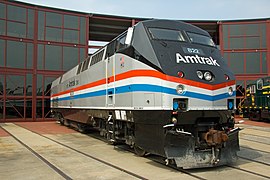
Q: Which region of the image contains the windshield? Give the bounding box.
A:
[148,28,185,42]
[187,32,215,47]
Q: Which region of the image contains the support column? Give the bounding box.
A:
[32,7,38,121]
[266,20,270,76]
[131,19,136,26]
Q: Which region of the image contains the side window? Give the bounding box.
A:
[105,41,116,59]
[90,49,104,66]
[116,34,127,51]
[81,56,91,72]
[250,85,256,94]
[76,62,83,75]
[59,75,63,84]
[257,79,263,90]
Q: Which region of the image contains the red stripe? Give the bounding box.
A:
[165,74,235,90]
[51,70,235,97]
[52,79,106,97]
[116,70,235,90]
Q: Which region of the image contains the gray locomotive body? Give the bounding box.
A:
[51,20,240,169]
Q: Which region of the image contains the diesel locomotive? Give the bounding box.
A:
[51,20,241,169]
[242,76,270,121]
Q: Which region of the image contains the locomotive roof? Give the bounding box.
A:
[139,20,210,36]
[131,19,217,75]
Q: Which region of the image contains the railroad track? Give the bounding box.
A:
[237,125,270,132]
[6,124,206,180]
[235,127,270,179]
[82,130,270,180]
[240,136,270,145]
[225,164,270,179]
[144,154,207,180]
[239,156,270,166]
[87,129,270,180]
[87,132,207,180]
[1,123,270,179]
[0,124,147,180]
[117,143,270,180]
[0,126,72,180]
[240,146,269,154]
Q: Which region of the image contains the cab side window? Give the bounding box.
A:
[105,41,116,59]
[250,85,256,94]
[116,33,127,51]
[257,79,263,90]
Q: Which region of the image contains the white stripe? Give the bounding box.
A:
[54,106,172,110]
[52,76,235,99]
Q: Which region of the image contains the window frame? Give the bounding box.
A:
[257,79,263,90]
[250,85,256,94]
[116,33,128,52]
[186,31,216,47]
[148,27,186,42]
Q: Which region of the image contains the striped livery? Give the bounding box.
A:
[51,20,240,169]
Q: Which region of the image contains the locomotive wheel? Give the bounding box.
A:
[134,145,146,157]
[250,111,261,121]
[64,119,70,127]
[59,117,64,125]
[77,123,86,133]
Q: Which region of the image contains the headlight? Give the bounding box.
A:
[172,117,178,124]
[176,84,185,94]
[204,71,212,81]
[228,87,233,96]
[197,71,203,79]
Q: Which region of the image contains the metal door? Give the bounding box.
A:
[106,56,115,107]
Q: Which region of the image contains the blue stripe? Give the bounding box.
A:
[52,84,235,102]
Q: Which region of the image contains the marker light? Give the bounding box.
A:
[197,71,203,79]
[204,71,212,81]
[228,99,234,110]
[176,84,185,94]
[228,87,233,96]
[228,101,233,109]
[173,101,179,110]
[178,71,184,78]
[224,74,230,80]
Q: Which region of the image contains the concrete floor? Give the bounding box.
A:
[0,120,269,180]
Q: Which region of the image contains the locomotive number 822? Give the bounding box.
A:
[51,20,241,169]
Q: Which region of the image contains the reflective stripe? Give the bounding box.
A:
[51,69,235,98]
[52,84,235,102]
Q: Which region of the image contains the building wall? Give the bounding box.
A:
[1,1,269,121]
[219,20,270,110]
[0,1,89,121]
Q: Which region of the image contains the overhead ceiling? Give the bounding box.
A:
[14,1,220,44]
[89,14,219,43]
